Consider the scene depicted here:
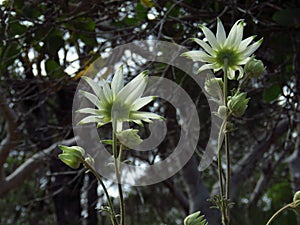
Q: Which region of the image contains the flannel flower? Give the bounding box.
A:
[77,65,163,132]
[182,18,263,80]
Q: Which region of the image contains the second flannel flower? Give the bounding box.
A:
[182,18,263,80]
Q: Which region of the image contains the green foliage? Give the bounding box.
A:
[263,85,281,103]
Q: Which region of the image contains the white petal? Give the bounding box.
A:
[213,67,222,73]
[82,76,102,96]
[236,66,244,80]
[199,24,220,49]
[79,90,101,108]
[227,69,236,80]
[130,111,163,121]
[102,83,113,102]
[77,115,104,125]
[234,20,245,46]
[76,108,103,115]
[197,63,218,73]
[181,51,214,63]
[126,79,148,105]
[132,120,144,126]
[239,57,251,65]
[111,65,124,97]
[192,38,216,56]
[239,36,256,51]
[242,38,263,57]
[225,19,243,47]
[216,18,226,46]
[116,71,147,104]
[131,96,155,110]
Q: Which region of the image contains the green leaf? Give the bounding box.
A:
[73,17,96,31]
[135,3,148,20]
[8,21,27,36]
[44,29,64,56]
[116,129,143,148]
[0,42,20,68]
[263,84,281,103]
[165,1,180,17]
[123,17,140,26]
[45,59,63,77]
[100,139,113,145]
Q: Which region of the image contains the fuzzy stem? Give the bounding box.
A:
[266,204,292,225]
[82,160,119,225]
[223,59,230,225]
[113,132,125,225]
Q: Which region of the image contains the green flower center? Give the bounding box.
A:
[216,48,240,68]
[110,101,131,121]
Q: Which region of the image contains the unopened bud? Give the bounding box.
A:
[293,191,300,202]
[217,105,228,119]
[227,92,250,117]
[58,145,85,169]
[244,58,265,78]
[184,211,208,225]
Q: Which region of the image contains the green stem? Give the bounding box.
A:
[82,160,119,225]
[266,204,292,225]
[223,59,230,225]
[217,124,225,199]
[113,132,125,225]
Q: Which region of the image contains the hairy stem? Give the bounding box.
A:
[82,160,119,225]
[266,204,292,225]
[113,132,125,225]
[223,59,230,225]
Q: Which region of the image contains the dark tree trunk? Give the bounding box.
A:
[87,173,98,225]
[182,155,221,225]
[49,154,84,225]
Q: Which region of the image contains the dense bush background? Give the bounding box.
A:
[0,0,299,224]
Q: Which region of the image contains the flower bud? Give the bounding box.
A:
[85,154,95,166]
[226,122,234,132]
[227,92,250,117]
[184,211,207,225]
[293,191,300,215]
[58,145,85,169]
[204,77,223,98]
[244,58,265,78]
[293,191,300,202]
[217,105,228,119]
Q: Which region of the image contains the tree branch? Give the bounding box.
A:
[230,118,289,198]
[182,155,220,225]
[0,87,19,180]
[0,137,76,197]
[163,178,189,213]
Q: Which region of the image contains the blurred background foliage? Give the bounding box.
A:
[0,0,300,225]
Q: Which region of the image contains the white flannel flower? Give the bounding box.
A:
[77,65,163,132]
[182,18,263,80]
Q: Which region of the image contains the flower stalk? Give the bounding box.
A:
[82,160,119,225]
[182,18,265,225]
[112,131,125,225]
[223,59,230,225]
